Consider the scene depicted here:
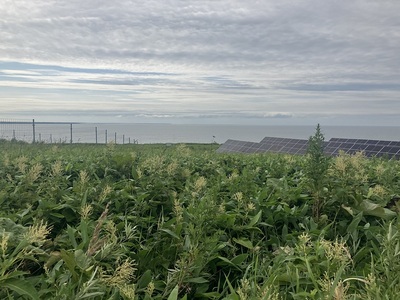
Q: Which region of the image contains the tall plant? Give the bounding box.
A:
[305,124,330,220]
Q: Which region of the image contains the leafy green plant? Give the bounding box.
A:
[0,140,398,299]
[305,124,330,220]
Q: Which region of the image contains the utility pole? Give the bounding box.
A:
[70,123,73,144]
[32,119,36,143]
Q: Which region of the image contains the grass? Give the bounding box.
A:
[0,139,399,299]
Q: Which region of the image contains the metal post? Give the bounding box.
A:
[70,123,73,144]
[12,130,15,140]
[32,119,36,143]
[114,132,117,144]
[50,134,52,144]
[129,137,131,144]
[39,133,41,142]
[105,130,107,144]
[95,127,98,144]
[123,134,125,145]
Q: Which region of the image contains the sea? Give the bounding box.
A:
[1,123,400,144]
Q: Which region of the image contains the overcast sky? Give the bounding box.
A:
[1,0,399,125]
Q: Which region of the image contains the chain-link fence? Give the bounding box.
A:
[0,119,34,142]
[0,119,138,144]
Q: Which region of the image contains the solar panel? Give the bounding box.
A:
[216,139,263,154]
[325,138,400,158]
[216,136,400,159]
[217,137,311,155]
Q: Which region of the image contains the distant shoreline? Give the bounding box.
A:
[0,121,81,124]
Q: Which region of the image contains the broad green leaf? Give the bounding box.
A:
[342,205,354,216]
[67,225,78,248]
[49,212,65,219]
[258,222,274,228]
[359,200,397,219]
[167,284,179,300]
[0,278,39,300]
[45,251,62,270]
[217,256,235,266]
[60,250,78,280]
[184,277,209,284]
[282,224,288,241]
[132,167,138,180]
[276,274,293,283]
[137,270,152,289]
[247,210,262,227]
[231,254,248,265]
[62,207,77,222]
[160,228,180,239]
[347,212,363,234]
[233,238,253,249]
[80,219,89,246]
[75,249,89,270]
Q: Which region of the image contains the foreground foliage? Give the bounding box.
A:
[0,140,399,299]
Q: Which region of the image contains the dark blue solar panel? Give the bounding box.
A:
[217,136,400,159]
[350,144,367,151]
[389,141,400,147]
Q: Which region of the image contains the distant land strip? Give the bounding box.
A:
[0,121,81,124]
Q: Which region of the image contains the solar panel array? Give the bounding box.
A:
[217,137,400,159]
[325,138,400,158]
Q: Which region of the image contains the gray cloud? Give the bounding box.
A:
[0,0,400,124]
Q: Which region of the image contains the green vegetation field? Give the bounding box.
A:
[0,138,399,299]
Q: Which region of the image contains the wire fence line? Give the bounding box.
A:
[0,119,139,144]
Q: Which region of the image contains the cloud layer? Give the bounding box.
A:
[1,0,400,124]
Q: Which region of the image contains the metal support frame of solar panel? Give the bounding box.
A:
[260,137,310,155]
[326,138,400,159]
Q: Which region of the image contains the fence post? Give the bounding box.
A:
[39,133,41,142]
[70,123,73,144]
[32,119,36,143]
[105,130,107,144]
[13,130,15,140]
[123,134,125,145]
[50,134,52,144]
[115,132,117,144]
[95,127,98,144]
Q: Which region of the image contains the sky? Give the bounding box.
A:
[0,0,400,125]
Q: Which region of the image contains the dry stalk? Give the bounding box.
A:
[87,201,110,256]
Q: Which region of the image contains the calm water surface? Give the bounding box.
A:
[2,123,400,144]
